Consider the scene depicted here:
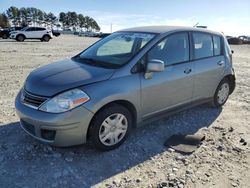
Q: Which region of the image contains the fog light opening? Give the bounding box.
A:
[41,129,56,141]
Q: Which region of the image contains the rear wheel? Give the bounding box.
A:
[42,35,50,42]
[2,33,8,39]
[210,78,230,107]
[89,104,132,151]
[16,35,25,42]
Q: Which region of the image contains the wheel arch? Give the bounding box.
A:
[16,33,26,39]
[42,34,51,39]
[86,100,138,140]
[224,74,236,94]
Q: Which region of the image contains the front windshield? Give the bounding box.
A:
[75,32,156,68]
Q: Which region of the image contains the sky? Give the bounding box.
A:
[0,0,250,36]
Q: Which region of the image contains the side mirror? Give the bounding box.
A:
[146,59,165,73]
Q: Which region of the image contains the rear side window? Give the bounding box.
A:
[26,27,36,31]
[193,33,213,59]
[36,28,46,31]
[213,35,221,56]
[148,32,189,66]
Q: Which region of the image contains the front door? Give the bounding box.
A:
[141,32,195,118]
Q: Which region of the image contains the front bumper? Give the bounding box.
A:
[15,91,94,147]
[10,34,16,39]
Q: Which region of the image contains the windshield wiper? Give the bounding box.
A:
[72,56,119,69]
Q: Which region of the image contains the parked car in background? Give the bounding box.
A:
[238,36,250,44]
[0,26,23,39]
[15,26,235,150]
[99,33,111,38]
[10,27,53,42]
[52,30,61,37]
[227,37,243,45]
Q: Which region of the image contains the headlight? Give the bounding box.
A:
[39,89,90,113]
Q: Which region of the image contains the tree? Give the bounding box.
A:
[0,13,10,28]
[67,12,78,28]
[48,12,57,27]
[6,6,20,26]
[4,6,101,31]
[59,12,66,28]
[84,16,91,31]
[37,9,44,25]
[78,14,86,30]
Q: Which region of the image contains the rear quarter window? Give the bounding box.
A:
[213,35,222,56]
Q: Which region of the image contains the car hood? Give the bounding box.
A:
[25,59,115,97]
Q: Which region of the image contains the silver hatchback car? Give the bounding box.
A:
[15,26,235,150]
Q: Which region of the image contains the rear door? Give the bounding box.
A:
[140,32,195,118]
[191,32,225,99]
[25,27,37,38]
[35,27,46,38]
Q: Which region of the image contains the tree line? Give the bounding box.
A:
[0,6,100,31]
[0,13,10,28]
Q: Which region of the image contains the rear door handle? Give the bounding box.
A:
[217,60,225,66]
[184,68,192,74]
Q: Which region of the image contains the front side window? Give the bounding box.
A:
[213,35,222,56]
[26,27,36,31]
[193,33,213,59]
[76,32,155,68]
[147,33,189,66]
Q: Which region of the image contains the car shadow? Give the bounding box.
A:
[0,104,222,187]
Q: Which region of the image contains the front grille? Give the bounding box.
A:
[21,120,35,135]
[21,90,48,109]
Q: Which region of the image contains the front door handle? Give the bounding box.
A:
[184,68,192,74]
[217,60,225,66]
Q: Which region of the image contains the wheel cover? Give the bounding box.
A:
[217,83,230,104]
[18,36,24,41]
[99,113,128,146]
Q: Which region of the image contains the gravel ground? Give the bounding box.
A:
[0,35,249,188]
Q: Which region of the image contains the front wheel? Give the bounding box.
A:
[210,78,230,107]
[88,104,132,151]
[16,35,25,42]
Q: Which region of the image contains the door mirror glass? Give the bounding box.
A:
[146,59,165,72]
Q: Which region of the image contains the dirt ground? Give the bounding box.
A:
[0,35,249,188]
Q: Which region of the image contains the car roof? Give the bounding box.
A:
[118,25,223,36]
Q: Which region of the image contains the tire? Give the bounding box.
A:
[89,104,132,151]
[2,34,8,39]
[16,35,25,42]
[42,35,50,42]
[210,78,230,108]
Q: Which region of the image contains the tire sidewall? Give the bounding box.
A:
[89,105,132,151]
[17,35,24,42]
[213,78,230,107]
[42,35,50,42]
[2,34,8,39]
